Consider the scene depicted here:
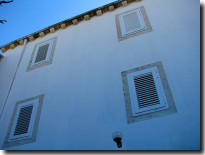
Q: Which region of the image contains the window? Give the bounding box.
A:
[119,8,146,37]
[127,66,169,116]
[8,99,39,142]
[3,95,44,148]
[121,62,177,123]
[32,42,51,66]
[115,6,152,41]
[27,37,57,72]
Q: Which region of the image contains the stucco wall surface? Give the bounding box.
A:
[0,0,200,150]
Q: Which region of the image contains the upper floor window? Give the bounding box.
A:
[115,6,152,41]
[27,37,57,72]
[31,40,53,67]
[119,8,146,37]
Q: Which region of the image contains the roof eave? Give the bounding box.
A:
[0,0,142,53]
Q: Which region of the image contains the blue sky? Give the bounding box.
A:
[0,0,204,54]
[0,0,115,53]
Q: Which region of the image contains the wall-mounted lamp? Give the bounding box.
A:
[112,131,123,148]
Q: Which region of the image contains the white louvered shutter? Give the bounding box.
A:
[119,8,146,37]
[31,39,54,67]
[127,67,168,116]
[35,44,49,63]
[8,99,39,142]
[13,105,34,136]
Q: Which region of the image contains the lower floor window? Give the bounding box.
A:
[3,94,44,148]
[121,62,177,123]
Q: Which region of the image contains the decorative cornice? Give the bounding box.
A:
[0,0,142,53]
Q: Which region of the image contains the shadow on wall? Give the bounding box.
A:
[200,3,204,154]
[0,54,3,61]
[3,150,203,153]
[201,4,204,58]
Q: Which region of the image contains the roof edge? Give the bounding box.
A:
[0,0,142,53]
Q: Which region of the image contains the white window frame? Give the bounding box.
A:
[127,66,169,116]
[119,8,147,37]
[8,99,39,142]
[30,39,54,67]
